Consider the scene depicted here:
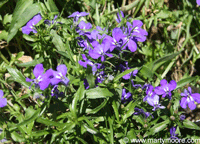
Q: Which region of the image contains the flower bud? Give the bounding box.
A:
[170,116,175,121]
[144,124,148,128]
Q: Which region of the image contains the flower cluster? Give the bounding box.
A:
[26,64,69,92]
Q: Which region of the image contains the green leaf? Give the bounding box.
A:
[144,119,170,137]
[36,117,66,127]
[176,77,196,89]
[183,120,200,130]
[86,87,113,99]
[32,130,50,137]
[0,30,8,40]
[114,67,139,82]
[140,64,153,79]
[152,51,182,72]
[6,65,31,88]
[16,57,44,67]
[11,131,25,142]
[51,29,65,52]
[46,0,59,12]
[84,124,98,134]
[86,98,108,114]
[7,1,40,42]
[0,0,8,8]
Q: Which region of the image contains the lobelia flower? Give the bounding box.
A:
[0,90,7,108]
[116,11,124,23]
[119,61,138,80]
[95,71,106,85]
[50,64,70,86]
[143,85,158,102]
[106,27,126,52]
[88,39,113,61]
[68,11,89,22]
[133,107,154,118]
[121,89,132,103]
[44,15,61,26]
[79,54,102,75]
[51,85,64,98]
[154,79,177,99]
[76,21,92,35]
[147,95,165,111]
[84,79,90,89]
[197,0,200,5]
[22,14,42,35]
[131,80,142,89]
[26,64,53,90]
[180,87,200,110]
[179,114,185,121]
[170,126,178,139]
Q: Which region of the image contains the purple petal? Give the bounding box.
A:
[33,64,44,78]
[88,50,101,59]
[168,80,177,91]
[51,78,61,86]
[188,101,196,110]
[112,28,124,42]
[31,14,42,25]
[160,79,168,86]
[191,93,200,103]
[68,11,79,18]
[0,98,7,107]
[197,0,200,5]
[188,87,192,94]
[26,78,33,82]
[154,87,165,95]
[0,90,4,98]
[22,26,33,35]
[132,20,143,28]
[127,39,137,52]
[180,97,187,109]
[39,79,50,90]
[57,64,67,76]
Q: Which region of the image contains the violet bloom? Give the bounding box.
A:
[50,64,70,86]
[0,90,7,108]
[180,87,200,110]
[121,89,132,103]
[143,85,158,102]
[197,0,200,5]
[84,79,90,89]
[77,20,92,35]
[44,15,60,26]
[51,85,64,98]
[79,54,102,75]
[116,11,124,23]
[95,71,106,85]
[180,114,185,121]
[106,28,125,52]
[88,39,113,61]
[170,126,178,139]
[119,61,138,80]
[131,80,142,89]
[26,64,53,90]
[154,79,177,99]
[22,14,42,35]
[68,11,89,22]
[132,20,148,42]
[133,108,154,118]
[147,95,165,111]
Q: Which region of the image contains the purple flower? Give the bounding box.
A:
[88,39,113,61]
[50,64,70,86]
[147,95,165,111]
[0,90,7,108]
[22,14,42,35]
[26,64,53,90]
[180,87,200,110]
[106,28,125,52]
[95,71,106,85]
[154,79,177,99]
[143,85,158,102]
[121,89,132,103]
[179,114,185,121]
[119,62,138,80]
[84,79,90,89]
[79,54,102,75]
[116,11,124,23]
[44,15,60,26]
[133,107,154,118]
[51,85,64,98]
[170,126,178,139]
[77,21,92,35]
[131,80,142,89]
[68,11,89,22]
[197,0,200,5]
